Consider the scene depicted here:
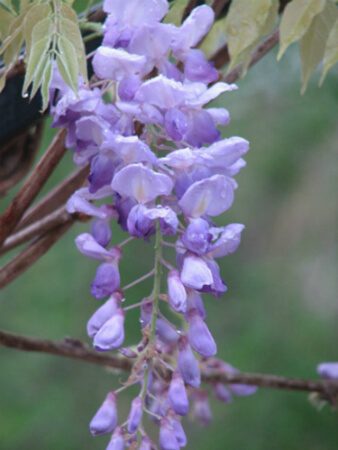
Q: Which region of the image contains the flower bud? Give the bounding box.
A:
[159,419,179,450]
[230,383,258,397]
[127,396,143,434]
[178,337,201,388]
[213,383,232,403]
[156,318,179,345]
[187,310,217,357]
[168,372,189,416]
[171,418,187,447]
[139,436,152,450]
[91,262,120,299]
[106,427,125,450]
[89,392,117,436]
[186,290,206,319]
[317,362,338,380]
[192,391,212,426]
[87,294,121,338]
[167,270,187,313]
[91,219,112,247]
[93,309,125,351]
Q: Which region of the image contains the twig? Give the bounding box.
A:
[0,206,70,255]
[224,30,280,83]
[0,329,132,372]
[17,165,89,231]
[0,222,72,289]
[0,129,67,246]
[0,329,337,398]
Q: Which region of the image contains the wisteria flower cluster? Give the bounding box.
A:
[51,0,257,448]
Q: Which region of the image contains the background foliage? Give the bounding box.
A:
[0,43,337,448]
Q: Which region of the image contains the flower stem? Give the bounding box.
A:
[139,222,162,440]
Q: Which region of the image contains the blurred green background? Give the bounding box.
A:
[1,48,337,449]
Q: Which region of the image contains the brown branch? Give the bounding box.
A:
[0,221,72,289]
[212,0,231,18]
[0,329,132,373]
[0,328,337,398]
[17,165,89,231]
[0,129,67,247]
[224,30,279,83]
[0,206,71,255]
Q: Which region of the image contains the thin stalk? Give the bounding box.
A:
[139,223,163,440]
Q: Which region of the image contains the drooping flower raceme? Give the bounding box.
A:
[51,1,256,448]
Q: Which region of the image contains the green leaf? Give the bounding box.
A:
[278,0,326,60]
[300,1,338,93]
[224,0,278,70]
[57,35,79,92]
[40,60,52,111]
[59,16,87,80]
[164,0,189,25]
[320,18,338,83]
[23,35,50,93]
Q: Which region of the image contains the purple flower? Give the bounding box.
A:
[178,175,234,218]
[192,391,212,426]
[127,396,143,433]
[91,219,112,248]
[93,47,147,81]
[139,437,152,450]
[178,337,201,388]
[167,270,187,313]
[317,362,338,380]
[87,293,121,338]
[170,418,187,447]
[91,262,121,299]
[93,308,125,351]
[187,310,217,357]
[111,164,173,203]
[209,223,245,258]
[172,5,214,56]
[75,233,115,260]
[106,427,125,450]
[159,418,179,450]
[164,108,188,141]
[89,392,117,436]
[180,255,213,290]
[184,49,218,84]
[214,383,233,403]
[181,218,211,255]
[127,204,178,238]
[168,372,189,416]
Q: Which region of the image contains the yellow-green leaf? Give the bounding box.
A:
[57,35,79,92]
[0,7,14,40]
[225,0,277,58]
[60,1,78,23]
[164,0,189,25]
[23,3,52,58]
[23,35,50,93]
[278,0,326,60]
[29,51,49,98]
[224,0,278,71]
[199,18,228,59]
[320,18,338,83]
[59,16,87,80]
[40,60,52,111]
[300,1,338,93]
